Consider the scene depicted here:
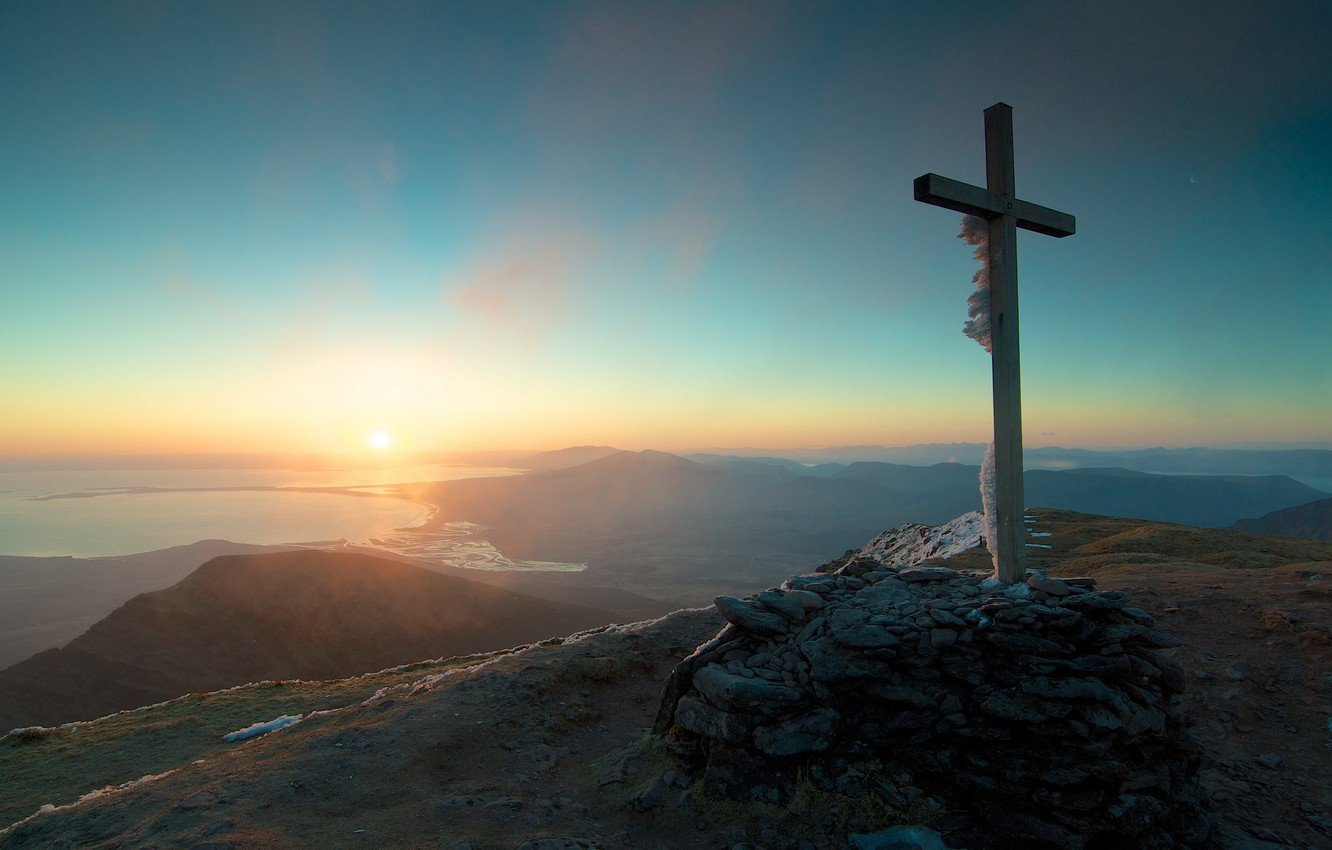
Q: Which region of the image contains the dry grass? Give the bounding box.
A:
[0,657,482,827]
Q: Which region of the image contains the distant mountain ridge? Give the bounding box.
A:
[685,444,1332,489]
[400,450,1328,603]
[0,550,616,731]
[1232,497,1332,542]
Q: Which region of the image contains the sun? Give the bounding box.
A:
[368,430,393,451]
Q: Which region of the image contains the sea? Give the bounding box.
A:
[0,464,516,559]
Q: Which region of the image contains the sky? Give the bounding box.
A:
[2,1,1330,458]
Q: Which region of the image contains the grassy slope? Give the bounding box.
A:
[0,651,504,826]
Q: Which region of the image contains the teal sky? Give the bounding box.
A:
[2,1,1330,456]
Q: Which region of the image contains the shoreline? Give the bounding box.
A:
[0,482,587,573]
[0,485,434,561]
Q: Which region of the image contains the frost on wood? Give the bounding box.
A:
[979,442,999,575]
[959,214,991,353]
[962,214,999,574]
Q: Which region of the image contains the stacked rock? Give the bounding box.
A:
[654,555,1210,849]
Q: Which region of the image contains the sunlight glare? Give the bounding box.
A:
[368,430,393,451]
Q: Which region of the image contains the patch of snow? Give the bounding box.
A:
[857,511,985,568]
[222,714,303,743]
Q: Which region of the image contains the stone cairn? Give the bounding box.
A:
[654,553,1211,849]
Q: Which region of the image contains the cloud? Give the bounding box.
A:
[444,223,597,338]
[632,193,728,291]
[451,249,568,331]
[150,246,223,305]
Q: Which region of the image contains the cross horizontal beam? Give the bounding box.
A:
[913,173,1075,238]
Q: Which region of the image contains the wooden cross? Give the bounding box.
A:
[914,102,1076,583]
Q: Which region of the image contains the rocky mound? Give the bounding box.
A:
[655,555,1210,849]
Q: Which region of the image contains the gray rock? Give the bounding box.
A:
[833,624,903,649]
[928,628,957,649]
[784,589,827,610]
[1020,675,1120,704]
[631,774,666,811]
[757,590,806,621]
[1121,606,1157,626]
[673,694,754,744]
[1254,752,1283,769]
[897,567,958,582]
[856,578,913,608]
[795,616,826,642]
[714,596,788,636]
[928,608,967,628]
[1153,653,1187,694]
[752,708,839,756]
[1026,573,1073,596]
[693,664,802,714]
[829,606,872,630]
[801,635,895,681]
[1080,703,1124,731]
[978,689,1069,722]
[983,630,1071,657]
[1060,593,1126,612]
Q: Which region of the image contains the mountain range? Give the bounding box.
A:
[399,450,1328,602]
[683,445,1332,490]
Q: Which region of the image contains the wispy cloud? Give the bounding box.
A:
[444,221,598,338]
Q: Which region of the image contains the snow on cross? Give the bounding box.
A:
[914,102,1076,583]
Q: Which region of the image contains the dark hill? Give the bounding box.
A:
[1026,468,1326,528]
[0,550,616,731]
[0,539,294,669]
[521,445,621,472]
[1232,496,1332,542]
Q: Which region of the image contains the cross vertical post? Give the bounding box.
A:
[913,102,1076,583]
[984,104,1026,584]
